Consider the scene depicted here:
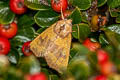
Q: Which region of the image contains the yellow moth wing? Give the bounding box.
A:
[30,20,72,72]
[45,34,71,72]
[30,23,56,57]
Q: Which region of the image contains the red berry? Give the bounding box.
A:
[9,0,27,14]
[51,0,68,12]
[97,49,109,64]
[60,10,71,19]
[25,73,47,80]
[31,73,47,80]
[0,37,10,55]
[95,75,107,80]
[100,61,116,76]
[22,41,32,56]
[83,38,101,51]
[0,22,18,39]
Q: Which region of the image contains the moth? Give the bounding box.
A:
[30,19,72,72]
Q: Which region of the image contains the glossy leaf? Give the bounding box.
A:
[106,24,120,35]
[18,15,35,27]
[69,0,91,10]
[12,35,31,45]
[0,1,15,24]
[34,10,59,27]
[103,30,120,53]
[18,27,35,40]
[70,43,89,60]
[69,7,82,24]
[17,15,35,40]
[99,34,109,46]
[81,12,89,23]
[98,0,107,7]
[72,23,91,42]
[71,43,89,55]
[107,0,120,8]
[7,48,20,64]
[69,43,89,63]
[109,8,119,17]
[37,27,47,34]
[24,0,51,10]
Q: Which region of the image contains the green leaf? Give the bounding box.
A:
[70,43,89,61]
[98,0,107,7]
[68,59,91,80]
[18,26,35,40]
[17,47,24,57]
[99,34,109,46]
[107,0,120,8]
[103,30,120,53]
[106,24,120,35]
[116,14,120,23]
[18,15,35,27]
[0,1,15,24]
[37,27,47,34]
[69,0,91,10]
[72,23,91,42]
[34,10,59,27]
[81,12,89,23]
[109,8,119,17]
[17,15,36,41]
[69,44,91,79]
[24,0,51,10]
[69,44,89,64]
[7,48,20,64]
[71,43,89,55]
[10,37,22,48]
[11,35,31,46]
[18,56,41,74]
[69,7,82,24]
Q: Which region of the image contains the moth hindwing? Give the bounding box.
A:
[30,19,72,72]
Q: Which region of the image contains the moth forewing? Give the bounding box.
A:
[30,19,72,72]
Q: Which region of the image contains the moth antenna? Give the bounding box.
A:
[61,6,65,20]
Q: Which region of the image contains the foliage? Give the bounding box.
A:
[1,0,120,80]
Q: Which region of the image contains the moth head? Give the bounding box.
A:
[54,19,72,38]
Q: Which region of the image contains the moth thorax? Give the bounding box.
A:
[54,20,72,38]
